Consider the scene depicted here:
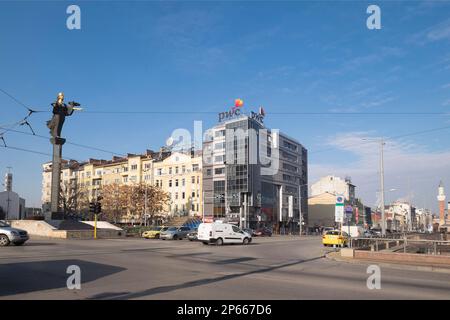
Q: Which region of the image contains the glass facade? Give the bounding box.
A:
[203,114,308,231]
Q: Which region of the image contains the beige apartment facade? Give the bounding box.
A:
[153,151,203,217]
[42,149,202,219]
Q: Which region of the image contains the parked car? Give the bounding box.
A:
[243,228,255,236]
[363,230,375,237]
[142,226,168,239]
[322,230,349,247]
[322,227,335,235]
[370,228,382,237]
[0,221,29,246]
[198,222,252,245]
[253,227,272,237]
[160,226,191,240]
[187,229,198,241]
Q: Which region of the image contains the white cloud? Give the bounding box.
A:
[309,132,450,212]
[409,18,450,45]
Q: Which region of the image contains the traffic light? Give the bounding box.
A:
[95,202,102,214]
[89,202,96,213]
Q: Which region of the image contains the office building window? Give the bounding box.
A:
[182,192,185,199]
[283,163,298,172]
[214,142,226,150]
[192,191,195,198]
[182,179,185,186]
[283,140,298,151]
[215,168,225,175]
[192,176,195,184]
[192,164,199,171]
[175,179,179,187]
[169,167,172,175]
[131,164,137,171]
[182,165,186,173]
[169,180,172,187]
[215,155,224,163]
[215,130,225,137]
[175,167,179,174]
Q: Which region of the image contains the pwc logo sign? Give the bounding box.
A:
[218,99,244,122]
[251,106,265,124]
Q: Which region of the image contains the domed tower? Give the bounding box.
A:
[437,181,446,226]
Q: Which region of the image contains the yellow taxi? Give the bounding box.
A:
[322,230,349,247]
[142,226,168,239]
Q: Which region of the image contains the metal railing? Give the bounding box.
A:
[350,237,450,255]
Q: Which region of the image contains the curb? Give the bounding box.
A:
[326,252,450,274]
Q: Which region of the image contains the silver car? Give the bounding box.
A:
[160,226,191,240]
[0,221,29,246]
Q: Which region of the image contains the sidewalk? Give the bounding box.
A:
[326,251,450,274]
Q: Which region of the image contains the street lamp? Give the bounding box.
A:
[142,168,151,226]
[298,183,309,236]
[363,138,386,236]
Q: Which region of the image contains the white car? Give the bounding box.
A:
[0,221,29,246]
[197,222,252,245]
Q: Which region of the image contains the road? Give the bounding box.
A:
[0,236,449,299]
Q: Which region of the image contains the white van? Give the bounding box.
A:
[197,222,252,245]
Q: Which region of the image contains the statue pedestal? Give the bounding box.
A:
[50,137,66,145]
[51,212,65,220]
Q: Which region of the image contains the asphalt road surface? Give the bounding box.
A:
[1,236,449,299]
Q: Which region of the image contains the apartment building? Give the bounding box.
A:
[42,148,202,218]
[153,151,203,216]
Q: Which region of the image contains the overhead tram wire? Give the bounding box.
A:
[79,110,448,116]
[0,89,118,159]
[0,126,127,157]
[0,88,48,139]
[1,145,53,157]
[309,124,450,155]
[1,144,84,162]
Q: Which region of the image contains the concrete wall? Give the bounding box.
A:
[9,220,125,239]
[354,250,450,266]
[10,220,57,237]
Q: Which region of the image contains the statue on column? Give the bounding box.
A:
[46,92,80,142]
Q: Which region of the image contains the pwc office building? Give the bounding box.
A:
[202,105,308,232]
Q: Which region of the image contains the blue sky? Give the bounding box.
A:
[1,1,450,210]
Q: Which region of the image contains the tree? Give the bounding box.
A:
[59,181,90,219]
[100,183,170,224]
[101,183,125,224]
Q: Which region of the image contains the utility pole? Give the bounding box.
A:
[298,186,302,236]
[46,93,80,220]
[143,168,149,226]
[380,138,386,237]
